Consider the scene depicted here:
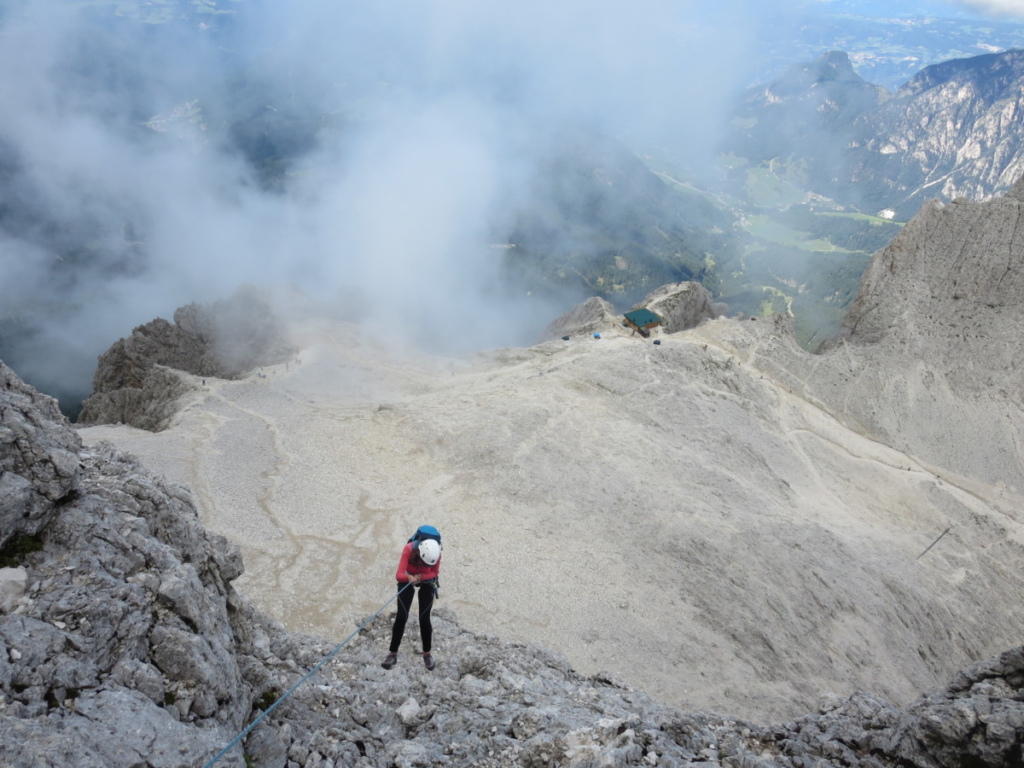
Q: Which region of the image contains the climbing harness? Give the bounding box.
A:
[201,583,413,768]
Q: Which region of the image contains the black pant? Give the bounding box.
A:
[389,581,435,653]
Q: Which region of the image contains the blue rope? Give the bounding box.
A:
[201,583,413,768]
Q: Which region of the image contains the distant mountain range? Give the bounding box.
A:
[849,49,1024,214]
[757,1,1024,90]
[724,48,1024,220]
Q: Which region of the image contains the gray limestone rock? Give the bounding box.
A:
[0,360,81,549]
[78,364,195,433]
[5,277,1024,766]
[544,282,720,343]
[0,567,26,612]
[544,296,620,339]
[79,285,297,431]
[775,182,1024,490]
[0,688,243,768]
[633,280,720,333]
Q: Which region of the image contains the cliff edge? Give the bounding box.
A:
[78,286,296,432]
[4,359,1024,766]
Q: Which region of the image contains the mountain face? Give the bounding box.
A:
[727,51,890,190]
[726,177,1024,494]
[726,49,1024,218]
[4,356,1024,767]
[847,49,1024,216]
[77,287,296,432]
[65,178,1024,731]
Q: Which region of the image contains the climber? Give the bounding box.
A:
[381,531,442,671]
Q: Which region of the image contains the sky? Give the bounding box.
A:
[934,0,1024,16]
[0,0,1022,411]
[818,0,1024,17]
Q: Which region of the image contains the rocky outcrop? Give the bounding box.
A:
[77,364,196,434]
[633,281,721,333]
[757,647,1024,768]
[698,177,1024,493]
[544,296,620,338]
[833,194,1024,367]
[1,357,251,764]
[0,361,81,548]
[78,286,296,432]
[545,283,721,341]
[820,186,1024,488]
[6,360,1024,766]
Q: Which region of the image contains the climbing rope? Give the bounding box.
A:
[201,583,412,768]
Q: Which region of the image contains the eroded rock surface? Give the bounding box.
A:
[4,361,1024,767]
[79,286,296,432]
[633,280,721,333]
[700,180,1024,493]
[0,361,81,547]
[545,296,620,339]
[545,281,721,341]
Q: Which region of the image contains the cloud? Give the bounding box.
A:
[0,0,783,410]
[952,0,1024,17]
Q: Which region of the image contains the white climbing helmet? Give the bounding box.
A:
[418,539,441,565]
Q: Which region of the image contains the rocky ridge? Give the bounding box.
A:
[78,287,296,432]
[701,175,1024,494]
[544,283,722,341]
[545,297,621,339]
[3,358,1024,766]
[849,49,1024,216]
[726,49,1024,217]
[634,282,722,333]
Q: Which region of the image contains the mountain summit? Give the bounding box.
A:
[728,51,889,186]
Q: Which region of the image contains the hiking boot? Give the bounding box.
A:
[381,652,398,670]
[423,652,435,671]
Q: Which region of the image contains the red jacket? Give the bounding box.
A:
[395,542,441,583]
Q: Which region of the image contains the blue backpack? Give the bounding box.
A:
[408,525,441,547]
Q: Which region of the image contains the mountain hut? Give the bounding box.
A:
[623,308,663,338]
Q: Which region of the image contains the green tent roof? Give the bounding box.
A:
[623,308,663,327]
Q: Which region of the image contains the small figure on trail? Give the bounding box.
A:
[381,526,442,671]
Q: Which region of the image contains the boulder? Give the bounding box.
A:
[0,567,27,612]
